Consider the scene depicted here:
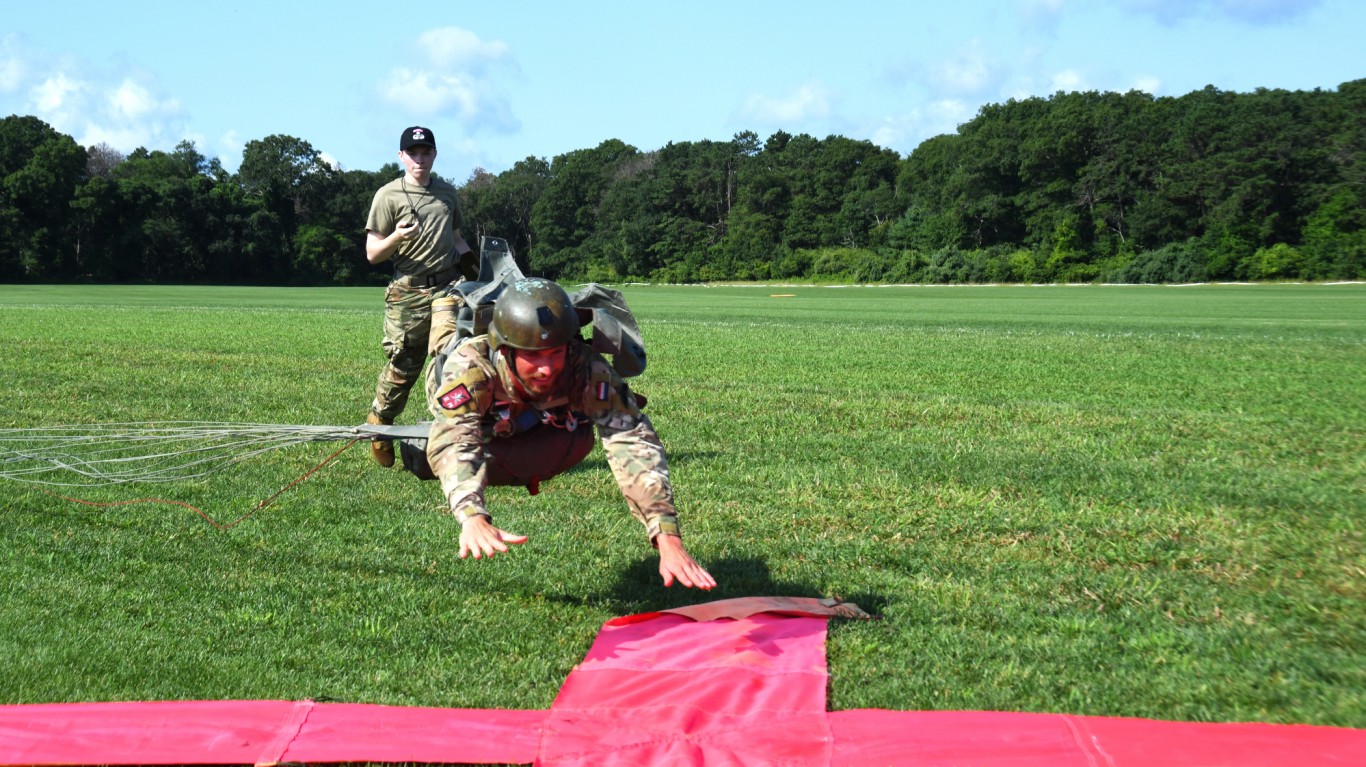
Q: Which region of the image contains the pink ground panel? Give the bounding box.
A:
[0,700,544,765]
[537,612,833,765]
[2,597,1363,766]
[828,709,1366,766]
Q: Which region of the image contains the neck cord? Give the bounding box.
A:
[400,176,426,232]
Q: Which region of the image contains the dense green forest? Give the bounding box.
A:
[2,80,1361,285]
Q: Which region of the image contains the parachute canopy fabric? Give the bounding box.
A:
[2,597,1363,766]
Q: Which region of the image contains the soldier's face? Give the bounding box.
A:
[513,346,567,397]
[400,146,436,182]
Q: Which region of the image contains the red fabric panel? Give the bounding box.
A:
[0,700,302,765]
[284,703,543,764]
[0,700,543,766]
[829,709,1090,766]
[538,612,833,766]
[1075,713,1366,766]
[4,599,1363,767]
[828,709,1366,766]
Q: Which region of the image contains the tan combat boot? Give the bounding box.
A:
[366,411,395,468]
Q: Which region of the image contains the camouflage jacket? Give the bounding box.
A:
[424,335,680,543]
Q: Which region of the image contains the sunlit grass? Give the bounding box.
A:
[1,283,1362,727]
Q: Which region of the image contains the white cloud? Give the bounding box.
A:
[1017,0,1068,26]
[1119,0,1190,23]
[31,72,83,113]
[870,99,976,155]
[0,59,20,93]
[376,26,520,136]
[416,27,512,73]
[1122,0,1323,24]
[27,70,189,153]
[0,36,24,93]
[108,78,179,121]
[80,124,158,152]
[931,41,996,94]
[383,69,481,117]
[1130,75,1163,94]
[1050,69,1088,92]
[1218,0,1323,23]
[0,35,195,157]
[219,129,242,158]
[739,82,833,124]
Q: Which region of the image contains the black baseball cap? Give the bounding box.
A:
[399,126,436,151]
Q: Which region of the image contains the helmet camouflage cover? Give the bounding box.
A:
[488,278,581,350]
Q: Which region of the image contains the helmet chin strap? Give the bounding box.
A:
[493,347,527,399]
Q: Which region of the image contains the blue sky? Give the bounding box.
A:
[2,1,1361,177]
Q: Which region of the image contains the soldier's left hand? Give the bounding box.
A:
[459,515,528,559]
[657,534,717,590]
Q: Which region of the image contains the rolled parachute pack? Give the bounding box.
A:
[433,236,649,380]
[570,283,647,378]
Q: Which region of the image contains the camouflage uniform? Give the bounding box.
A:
[424,333,682,544]
[367,175,477,421]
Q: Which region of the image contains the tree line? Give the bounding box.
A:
[2,79,1361,286]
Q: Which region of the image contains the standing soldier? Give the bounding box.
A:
[423,278,716,589]
[363,126,478,467]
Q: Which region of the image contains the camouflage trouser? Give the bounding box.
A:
[371,283,436,421]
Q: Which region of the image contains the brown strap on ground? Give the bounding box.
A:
[608,595,872,625]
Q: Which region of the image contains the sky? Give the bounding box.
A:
[2,0,1362,178]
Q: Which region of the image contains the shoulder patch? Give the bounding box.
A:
[585,362,640,420]
[439,383,472,411]
[435,371,490,417]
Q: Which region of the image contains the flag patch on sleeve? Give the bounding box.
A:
[439,383,472,412]
[596,381,610,401]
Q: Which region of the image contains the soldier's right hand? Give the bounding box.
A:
[458,515,528,560]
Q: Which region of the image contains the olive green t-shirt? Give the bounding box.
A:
[366,175,465,279]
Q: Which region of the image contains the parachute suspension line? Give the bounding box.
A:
[39,438,361,530]
[0,422,394,486]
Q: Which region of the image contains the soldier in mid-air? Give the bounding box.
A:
[420,277,715,589]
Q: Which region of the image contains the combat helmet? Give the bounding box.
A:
[488,278,581,350]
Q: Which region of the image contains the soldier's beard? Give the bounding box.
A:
[520,372,560,398]
[499,345,576,402]
[509,353,562,399]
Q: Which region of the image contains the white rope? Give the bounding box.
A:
[0,422,431,487]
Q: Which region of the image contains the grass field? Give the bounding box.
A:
[1,283,1362,729]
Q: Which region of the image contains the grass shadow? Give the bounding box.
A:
[545,556,848,618]
[564,447,722,477]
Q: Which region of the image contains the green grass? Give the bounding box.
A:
[1,283,1362,729]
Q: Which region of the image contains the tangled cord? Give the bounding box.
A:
[39,438,361,530]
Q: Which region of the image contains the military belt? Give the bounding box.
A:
[395,265,460,289]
